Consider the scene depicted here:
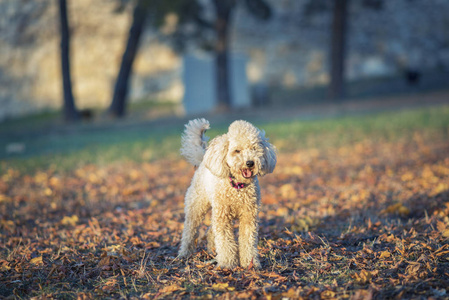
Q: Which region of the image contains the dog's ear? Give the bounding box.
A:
[203,134,230,178]
[259,131,277,176]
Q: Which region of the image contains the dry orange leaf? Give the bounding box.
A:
[321,290,336,299]
[0,194,9,202]
[379,251,391,259]
[442,230,449,238]
[61,215,79,226]
[265,272,287,280]
[282,288,298,299]
[98,255,111,268]
[30,256,43,266]
[212,283,235,291]
[436,221,449,237]
[353,269,372,284]
[381,203,410,217]
[280,184,297,199]
[159,284,183,294]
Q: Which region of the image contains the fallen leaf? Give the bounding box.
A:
[0,260,11,271]
[379,251,391,259]
[0,194,9,202]
[30,256,43,266]
[282,288,298,298]
[353,269,372,284]
[159,284,183,294]
[280,184,297,199]
[61,215,79,226]
[321,290,336,299]
[381,203,410,217]
[212,283,235,291]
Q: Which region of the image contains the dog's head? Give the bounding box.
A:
[203,120,277,183]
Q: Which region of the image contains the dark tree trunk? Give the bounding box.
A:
[329,0,348,101]
[108,0,148,118]
[213,0,235,111]
[58,0,79,122]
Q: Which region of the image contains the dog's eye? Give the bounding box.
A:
[234,149,241,154]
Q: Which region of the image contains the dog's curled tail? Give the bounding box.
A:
[181,118,210,167]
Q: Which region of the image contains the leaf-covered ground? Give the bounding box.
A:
[1,106,449,299]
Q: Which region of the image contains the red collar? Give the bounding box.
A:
[229,177,246,189]
[229,176,247,190]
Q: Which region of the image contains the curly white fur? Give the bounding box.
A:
[179,119,277,269]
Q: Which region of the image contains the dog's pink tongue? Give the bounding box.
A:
[243,169,252,178]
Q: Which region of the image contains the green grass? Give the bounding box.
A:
[263,105,449,151]
[0,99,178,136]
[127,98,179,112]
[2,105,449,173]
[0,109,61,133]
[1,124,182,173]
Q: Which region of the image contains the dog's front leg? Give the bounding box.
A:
[212,206,238,268]
[239,209,261,269]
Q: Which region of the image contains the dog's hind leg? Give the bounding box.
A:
[206,226,215,254]
[178,189,210,258]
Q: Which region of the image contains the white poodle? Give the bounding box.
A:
[178,118,277,269]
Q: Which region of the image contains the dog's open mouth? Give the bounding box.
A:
[242,169,253,178]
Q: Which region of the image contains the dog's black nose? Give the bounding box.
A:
[246,160,254,168]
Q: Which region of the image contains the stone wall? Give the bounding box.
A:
[0,0,182,120]
[0,0,448,120]
[234,0,449,86]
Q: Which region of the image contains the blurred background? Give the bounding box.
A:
[1,0,449,163]
[1,0,448,121]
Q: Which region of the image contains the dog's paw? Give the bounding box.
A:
[241,257,261,270]
[178,249,193,259]
[216,256,239,269]
[250,259,261,270]
[215,263,238,270]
